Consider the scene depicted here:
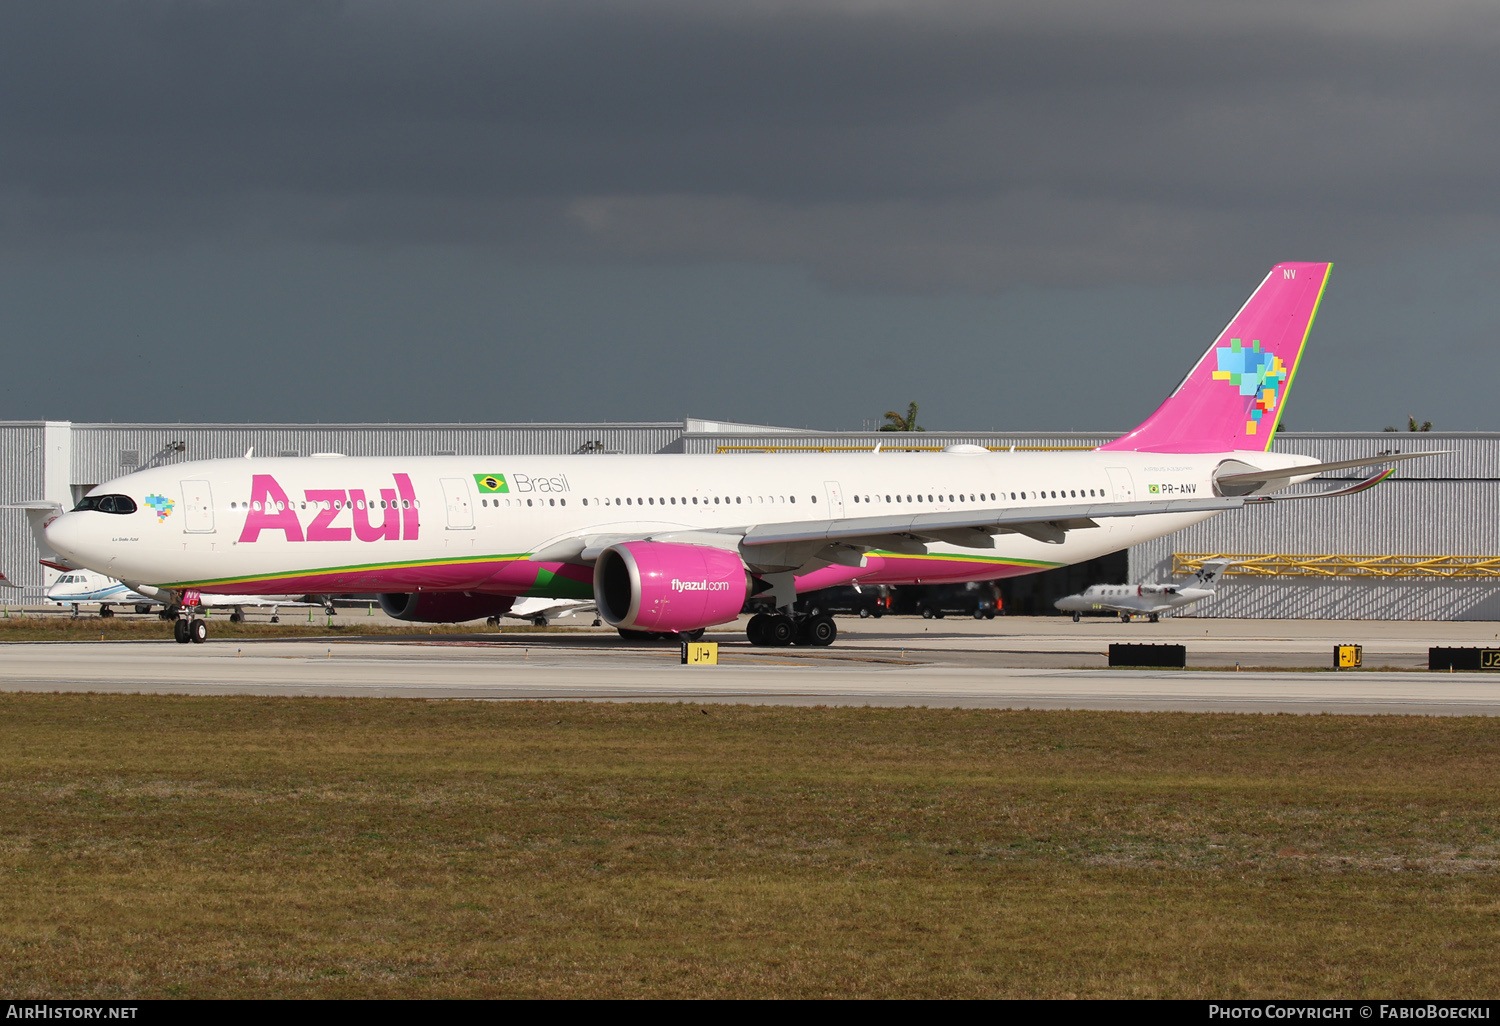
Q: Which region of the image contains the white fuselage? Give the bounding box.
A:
[42,448,1315,599]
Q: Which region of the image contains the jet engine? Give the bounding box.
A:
[378,592,516,623]
[594,541,750,633]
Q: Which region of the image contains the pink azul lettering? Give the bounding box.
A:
[305,489,351,542]
[349,487,399,542]
[238,474,421,544]
[239,475,303,543]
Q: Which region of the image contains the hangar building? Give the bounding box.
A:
[1,420,1487,619]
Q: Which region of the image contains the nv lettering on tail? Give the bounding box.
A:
[1100,262,1330,455]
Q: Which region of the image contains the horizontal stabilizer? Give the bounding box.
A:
[1214,450,1447,487]
[1,501,75,571]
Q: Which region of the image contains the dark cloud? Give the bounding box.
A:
[4,1,1500,288]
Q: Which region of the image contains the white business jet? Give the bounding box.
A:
[43,567,322,622]
[1055,559,1234,622]
[34,263,1443,647]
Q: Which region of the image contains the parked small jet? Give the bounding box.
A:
[44,567,322,622]
[1055,560,1233,622]
[47,570,158,616]
[497,596,600,627]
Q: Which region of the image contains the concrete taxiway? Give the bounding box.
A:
[3,616,1500,714]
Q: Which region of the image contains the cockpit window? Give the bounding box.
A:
[73,494,138,514]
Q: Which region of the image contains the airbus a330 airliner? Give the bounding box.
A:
[37,262,1436,646]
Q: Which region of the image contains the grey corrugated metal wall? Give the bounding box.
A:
[71,422,686,488]
[680,431,1117,452]
[0,424,46,595]
[1128,433,1495,620]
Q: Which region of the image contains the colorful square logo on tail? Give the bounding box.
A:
[1213,338,1289,436]
[143,494,174,521]
[474,474,509,494]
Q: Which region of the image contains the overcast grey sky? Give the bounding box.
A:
[3,0,1497,431]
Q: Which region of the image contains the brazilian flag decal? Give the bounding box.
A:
[475,473,509,494]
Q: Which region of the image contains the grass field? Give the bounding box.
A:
[1,694,1497,998]
[0,613,575,642]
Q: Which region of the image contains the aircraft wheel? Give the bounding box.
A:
[159,610,175,621]
[136,604,153,615]
[1072,612,1081,623]
[229,612,243,623]
[681,628,706,642]
[796,615,837,647]
[746,613,771,646]
[485,616,499,627]
[270,615,280,623]
[531,616,547,627]
[766,615,796,647]
[1120,613,1131,623]
[99,606,114,618]
[173,619,191,644]
[189,618,207,644]
[1149,613,1160,623]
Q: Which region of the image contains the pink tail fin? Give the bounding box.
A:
[1099,262,1330,453]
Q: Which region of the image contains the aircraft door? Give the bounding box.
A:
[1105,468,1135,503]
[823,480,845,517]
[181,480,215,533]
[440,478,475,530]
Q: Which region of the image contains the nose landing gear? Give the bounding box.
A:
[173,615,208,644]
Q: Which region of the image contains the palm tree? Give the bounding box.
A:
[879,401,924,432]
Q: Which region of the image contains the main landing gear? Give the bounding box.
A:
[173,615,208,644]
[746,612,836,647]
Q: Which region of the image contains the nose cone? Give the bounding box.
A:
[44,512,105,569]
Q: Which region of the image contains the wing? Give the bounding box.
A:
[740,495,1247,551]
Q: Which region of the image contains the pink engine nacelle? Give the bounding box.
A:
[594,541,750,633]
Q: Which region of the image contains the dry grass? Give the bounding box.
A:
[1,696,1498,997]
